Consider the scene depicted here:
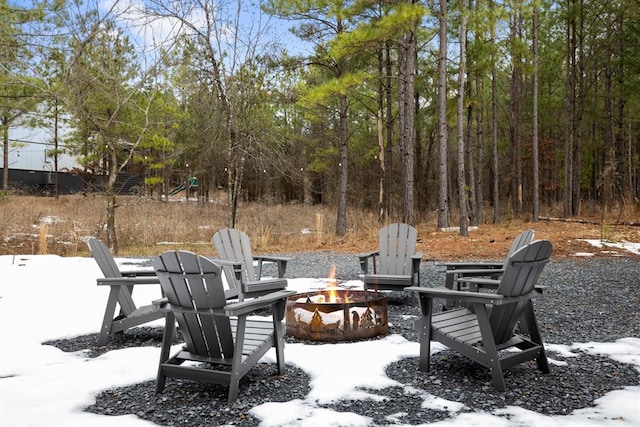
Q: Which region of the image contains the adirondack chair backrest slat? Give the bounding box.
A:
[88,238,139,315]
[490,240,552,344]
[153,251,234,359]
[213,228,257,285]
[502,229,535,267]
[88,238,123,278]
[379,223,418,275]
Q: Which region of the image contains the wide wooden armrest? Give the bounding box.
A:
[457,276,501,287]
[209,258,244,270]
[438,261,503,269]
[458,278,546,295]
[242,277,287,295]
[451,277,545,295]
[207,258,245,282]
[224,290,297,316]
[356,251,379,274]
[97,276,160,285]
[356,250,379,260]
[407,286,540,305]
[447,267,504,277]
[153,297,169,309]
[121,268,156,277]
[408,285,503,300]
[254,255,290,278]
[254,255,291,264]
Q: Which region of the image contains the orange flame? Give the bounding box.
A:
[327,265,338,302]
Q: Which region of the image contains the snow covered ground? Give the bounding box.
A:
[1,243,639,426]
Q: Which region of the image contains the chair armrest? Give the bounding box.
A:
[96,276,160,285]
[457,276,501,287]
[210,258,244,269]
[438,261,503,270]
[356,250,379,259]
[254,255,290,278]
[208,258,245,283]
[407,286,542,305]
[444,268,503,291]
[242,278,287,295]
[152,297,169,309]
[356,251,379,274]
[411,252,423,268]
[224,290,297,316]
[254,255,291,263]
[407,285,503,301]
[447,267,504,276]
[121,269,156,277]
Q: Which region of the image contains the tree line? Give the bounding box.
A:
[1,0,638,251]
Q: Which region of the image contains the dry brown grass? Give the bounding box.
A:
[1,193,638,259]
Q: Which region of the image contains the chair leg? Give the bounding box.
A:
[98,287,121,346]
[475,304,506,391]
[521,301,550,374]
[416,294,433,372]
[156,313,175,393]
[227,316,248,403]
[273,313,286,375]
[227,377,240,404]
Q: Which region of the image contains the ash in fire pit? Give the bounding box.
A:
[285,288,388,342]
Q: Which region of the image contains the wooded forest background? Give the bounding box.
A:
[2,0,639,250]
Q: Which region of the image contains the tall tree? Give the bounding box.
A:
[436,0,449,229]
[489,0,500,223]
[532,0,540,221]
[0,1,44,192]
[62,10,158,252]
[398,0,419,226]
[508,1,524,217]
[144,0,281,227]
[265,0,355,236]
[456,0,469,236]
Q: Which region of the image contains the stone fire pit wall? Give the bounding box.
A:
[285,289,388,342]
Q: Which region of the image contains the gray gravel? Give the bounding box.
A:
[47,253,640,426]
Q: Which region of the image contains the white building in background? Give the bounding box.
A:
[2,121,84,194]
[6,127,78,168]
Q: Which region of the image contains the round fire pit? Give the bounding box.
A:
[285,289,388,342]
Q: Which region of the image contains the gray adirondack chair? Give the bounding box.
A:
[213,228,290,298]
[441,229,535,291]
[407,239,552,391]
[88,238,164,346]
[153,250,296,403]
[357,223,423,291]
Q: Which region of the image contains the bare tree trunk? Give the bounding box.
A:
[475,73,484,224]
[490,0,500,224]
[106,147,119,253]
[336,95,349,236]
[456,0,468,236]
[2,123,8,192]
[509,9,523,218]
[399,9,416,226]
[437,0,449,229]
[573,0,585,216]
[532,4,540,221]
[385,41,394,220]
[564,4,576,217]
[603,38,615,212]
[614,11,626,201]
[466,77,477,226]
[377,48,386,224]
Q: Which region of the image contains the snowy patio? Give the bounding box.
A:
[1,248,639,426]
